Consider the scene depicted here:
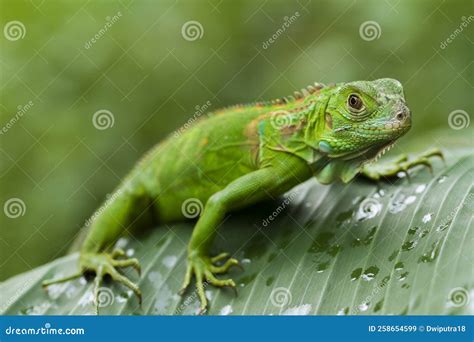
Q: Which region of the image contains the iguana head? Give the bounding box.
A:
[318,78,411,158]
[311,78,411,183]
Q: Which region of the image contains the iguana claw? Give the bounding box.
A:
[179,252,240,314]
[43,248,142,314]
[361,148,444,181]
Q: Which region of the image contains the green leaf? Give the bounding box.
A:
[1,153,472,315]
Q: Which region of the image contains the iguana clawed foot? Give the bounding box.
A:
[361,148,444,181]
[43,248,142,314]
[179,252,240,314]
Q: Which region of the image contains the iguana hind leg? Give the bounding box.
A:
[43,249,142,314]
[43,184,150,313]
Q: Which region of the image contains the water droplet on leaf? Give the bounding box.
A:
[415,184,426,193]
[361,266,379,281]
[358,302,369,312]
[394,261,404,271]
[402,240,417,251]
[351,268,363,281]
[418,240,440,263]
[422,213,433,223]
[437,175,447,183]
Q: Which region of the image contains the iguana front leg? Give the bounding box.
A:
[180,157,311,314]
[360,148,444,181]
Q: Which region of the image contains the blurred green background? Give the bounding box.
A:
[0,0,472,281]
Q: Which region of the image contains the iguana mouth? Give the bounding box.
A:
[331,140,397,162]
[372,140,396,162]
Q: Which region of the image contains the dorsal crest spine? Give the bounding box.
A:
[212,81,326,113]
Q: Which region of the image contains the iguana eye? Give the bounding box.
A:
[347,94,364,112]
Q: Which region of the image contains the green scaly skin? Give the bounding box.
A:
[42,78,443,314]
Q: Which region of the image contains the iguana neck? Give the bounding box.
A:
[263,92,327,163]
[264,91,368,184]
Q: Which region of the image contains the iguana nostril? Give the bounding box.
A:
[396,112,406,121]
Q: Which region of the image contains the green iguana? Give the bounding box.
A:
[43,78,443,314]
